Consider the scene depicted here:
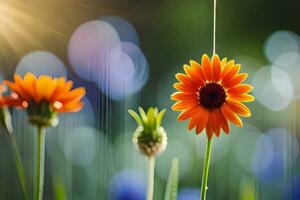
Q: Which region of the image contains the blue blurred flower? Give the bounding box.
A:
[109,170,146,200]
[178,187,200,200]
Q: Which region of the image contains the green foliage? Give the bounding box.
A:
[164,157,179,200]
[128,107,166,130]
[53,177,67,200]
[0,107,13,134]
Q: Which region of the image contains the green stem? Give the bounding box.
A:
[200,139,212,200]
[147,156,155,200]
[34,126,46,200]
[8,133,29,200]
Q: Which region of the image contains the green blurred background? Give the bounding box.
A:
[0,0,300,199]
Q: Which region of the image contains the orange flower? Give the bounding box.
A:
[3,72,86,126]
[171,54,254,139]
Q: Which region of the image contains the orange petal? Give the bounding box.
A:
[211,110,221,137]
[217,111,230,134]
[221,64,241,86]
[221,104,243,127]
[226,100,251,117]
[201,54,213,81]
[3,81,28,100]
[195,108,209,134]
[173,83,197,93]
[183,64,205,86]
[212,54,221,81]
[221,60,234,77]
[171,100,197,111]
[187,107,204,130]
[177,106,199,121]
[175,73,198,88]
[227,84,253,95]
[22,73,38,102]
[221,58,227,66]
[57,87,86,104]
[205,116,214,139]
[35,75,56,102]
[13,75,31,100]
[228,93,255,102]
[224,73,248,88]
[190,60,206,81]
[58,101,84,113]
[171,92,197,101]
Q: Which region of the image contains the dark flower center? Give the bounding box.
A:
[198,82,226,109]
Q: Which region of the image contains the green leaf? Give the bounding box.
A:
[153,108,158,117]
[0,107,13,134]
[147,107,155,129]
[156,109,166,128]
[128,109,143,126]
[138,107,148,124]
[53,176,67,200]
[164,157,179,200]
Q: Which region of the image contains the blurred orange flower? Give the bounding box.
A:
[4,72,85,112]
[171,54,254,139]
[3,72,86,127]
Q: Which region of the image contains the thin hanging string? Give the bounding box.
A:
[213,0,217,55]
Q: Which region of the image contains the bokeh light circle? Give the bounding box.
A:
[101,16,140,45]
[195,132,230,163]
[252,128,299,182]
[156,139,192,180]
[68,20,121,82]
[273,53,300,99]
[252,66,291,111]
[113,133,146,171]
[95,42,149,100]
[63,126,98,167]
[234,124,262,173]
[16,51,67,77]
[264,30,300,64]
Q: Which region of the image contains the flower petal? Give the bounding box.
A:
[228,93,255,102]
[173,83,197,93]
[201,54,213,81]
[221,64,241,86]
[171,100,197,111]
[195,108,209,134]
[227,84,253,94]
[224,73,248,88]
[212,54,221,81]
[177,106,199,121]
[183,64,205,86]
[217,111,230,134]
[221,104,243,127]
[171,92,197,101]
[226,100,251,117]
[221,60,234,77]
[211,110,221,137]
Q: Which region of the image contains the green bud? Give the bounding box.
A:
[129,107,168,157]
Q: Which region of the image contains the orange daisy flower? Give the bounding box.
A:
[171,54,254,139]
[3,72,86,127]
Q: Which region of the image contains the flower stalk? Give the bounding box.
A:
[34,126,46,200]
[200,139,212,200]
[8,133,29,200]
[147,156,155,200]
[128,107,168,200]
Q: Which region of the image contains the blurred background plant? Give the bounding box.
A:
[0,0,300,199]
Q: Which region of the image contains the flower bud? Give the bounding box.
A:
[129,107,167,157]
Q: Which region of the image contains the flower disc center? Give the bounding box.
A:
[199,82,226,109]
